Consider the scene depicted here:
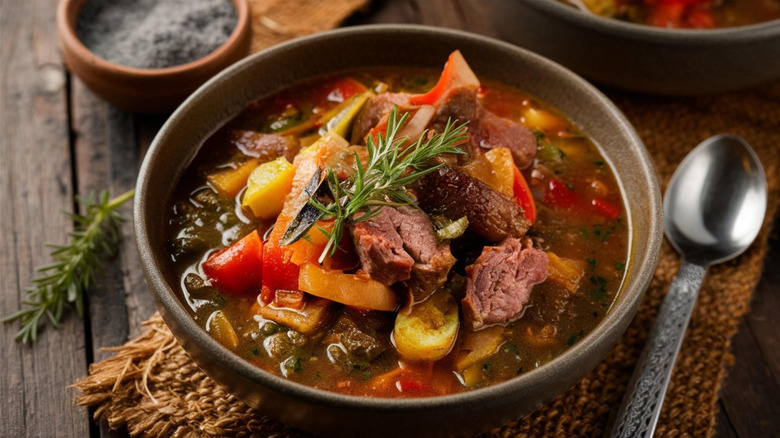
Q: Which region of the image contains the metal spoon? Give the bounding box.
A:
[610,134,767,438]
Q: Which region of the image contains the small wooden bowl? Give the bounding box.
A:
[57,0,251,113]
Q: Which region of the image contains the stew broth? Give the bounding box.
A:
[165,58,628,397]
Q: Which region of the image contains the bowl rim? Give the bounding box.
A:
[136,24,662,413]
[56,0,250,77]
[522,0,780,42]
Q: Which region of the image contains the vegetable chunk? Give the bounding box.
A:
[298,263,399,311]
[242,157,296,219]
[393,289,460,362]
[202,230,263,296]
[207,159,258,198]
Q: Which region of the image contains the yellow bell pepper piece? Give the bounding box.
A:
[522,107,567,131]
[484,147,514,197]
[298,263,398,311]
[242,157,296,219]
[318,90,374,137]
[207,159,258,198]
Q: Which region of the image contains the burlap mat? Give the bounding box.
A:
[73,1,780,435]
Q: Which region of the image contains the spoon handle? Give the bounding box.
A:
[610,261,707,438]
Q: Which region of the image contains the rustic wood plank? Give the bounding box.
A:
[452,0,500,38]
[717,317,780,436]
[409,0,466,28]
[344,0,421,25]
[0,0,90,436]
[743,221,780,389]
[125,115,162,338]
[71,79,137,361]
[716,216,780,437]
[714,401,739,438]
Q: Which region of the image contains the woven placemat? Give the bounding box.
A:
[73,2,780,435]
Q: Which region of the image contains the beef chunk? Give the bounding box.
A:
[350,93,410,144]
[351,207,414,285]
[325,314,386,368]
[417,166,530,243]
[350,206,455,301]
[229,130,298,162]
[431,87,479,129]
[425,87,536,169]
[463,238,549,329]
[394,206,456,301]
[472,106,537,169]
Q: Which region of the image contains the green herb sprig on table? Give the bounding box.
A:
[4,189,134,344]
[304,107,469,263]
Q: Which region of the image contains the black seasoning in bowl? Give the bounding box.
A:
[76,0,238,69]
[57,0,250,112]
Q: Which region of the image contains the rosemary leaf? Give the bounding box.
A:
[4,189,134,344]
[285,107,469,264]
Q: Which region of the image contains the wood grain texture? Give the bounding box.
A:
[71,79,136,361]
[716,221,780,437]
[0,0,89,436]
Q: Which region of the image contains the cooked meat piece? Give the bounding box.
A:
[426,88,535,169]
[463,238,549,329]
[350,207,414,286]
[350,206,455,301]
[417,166,530,243]
[472,106,537,169]
[324,314,387,371]
[432,87,479,129]
[229,130,298,162]
[350,92,410,144]
[394,206,456,301]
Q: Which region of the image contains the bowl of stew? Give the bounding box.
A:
[488,0,780,94]
[136,25,662,437]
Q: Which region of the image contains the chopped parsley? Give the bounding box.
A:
[590,275,608,300]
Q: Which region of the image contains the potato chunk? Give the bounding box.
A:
[393,289,459,362]
[242,157,296,219]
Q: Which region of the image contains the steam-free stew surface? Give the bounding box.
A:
[166,64,627,397]
[563,0,780,28]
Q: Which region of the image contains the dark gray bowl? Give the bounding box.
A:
[489,0,780,95]
[135,25,662,438]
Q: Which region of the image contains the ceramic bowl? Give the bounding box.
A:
[489,0,780,95]
[56,0,251,113]
[135,25,663,437]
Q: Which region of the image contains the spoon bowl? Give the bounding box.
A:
[664,134,768,266]
[611,134,767,438]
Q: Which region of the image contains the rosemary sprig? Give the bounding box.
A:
[4,189,134,344]
[305,107,469,263]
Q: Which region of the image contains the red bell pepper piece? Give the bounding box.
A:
[545,178,579,209]
[592,199,621,220]
[513,165,537,225]
[396,376,436,395]
[408,50,480,106]
[320,77,367,104]
[261,220,300,304]
[685,7,715,28]
[202,230,263,296]
[545,178,621,220]
[649,3,685,27]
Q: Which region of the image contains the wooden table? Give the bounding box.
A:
[1,0,778,436]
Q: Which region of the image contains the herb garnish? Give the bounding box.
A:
[295,107,469,263]
[4,190,134,344]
